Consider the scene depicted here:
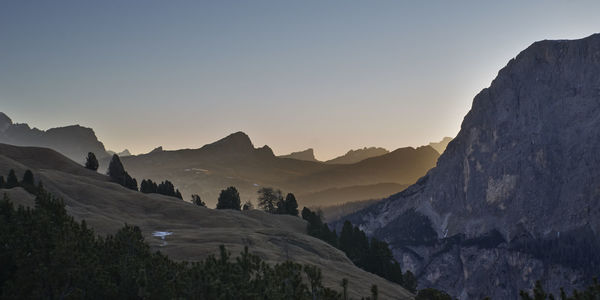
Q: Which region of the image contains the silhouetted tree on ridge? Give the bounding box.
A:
[216,186,241,210]
[257,187,281,213]
[191,194,206,207]
[5,169,18,189]
[107,154,138,191]
[85,152,99,171]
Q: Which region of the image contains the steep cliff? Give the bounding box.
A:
[342,34,600,299]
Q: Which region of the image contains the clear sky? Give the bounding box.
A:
[1,1,599,160]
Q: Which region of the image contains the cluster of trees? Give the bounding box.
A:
[0,169,40,194]
[257,187,299,216]
[301,207,417,293]
[0,189,389,299]
[107,154,138,191]
[89,153,186,200]
[140,179,182,199]
[519,279,600,300]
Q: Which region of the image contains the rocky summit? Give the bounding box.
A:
[341,34,600,299]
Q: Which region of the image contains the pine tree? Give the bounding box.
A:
[282,193,299,216]
[6,169,18,189]
[107,154,137,191]
[216,186,241,210]
[0,175,5,189]
[85,152,99,171]
[21,170,34,186]
[257,187,282,213]
[191,194,205,207]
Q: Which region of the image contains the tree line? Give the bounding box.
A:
[301,207,418,293]
[0,169,41,195]
[86,152,184,200]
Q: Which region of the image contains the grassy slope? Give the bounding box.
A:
[0,143,413,300]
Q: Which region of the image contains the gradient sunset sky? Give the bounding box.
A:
[2,1,600,160]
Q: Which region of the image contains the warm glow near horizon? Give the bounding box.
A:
[2,1,600,160]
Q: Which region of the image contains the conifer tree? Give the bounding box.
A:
[85,152,99,171]
[216,186,241,210]
[5,169,18,189]
[257,187,281,213]
[107,154,138,191]
[21,170,34,186]
[191,194,206,207]
[282,193,299,216]
[0,175,5,189]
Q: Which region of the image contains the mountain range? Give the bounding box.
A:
[340,34,600,299]
[279,147,391,165]
[119,131,440,208]
[0,113,442,209]
[0,112,110,164]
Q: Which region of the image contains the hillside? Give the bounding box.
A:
[0,143,412,299]
[340,34,600,299]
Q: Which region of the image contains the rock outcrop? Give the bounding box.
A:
[341,34,600,299]
[279,148,319,162]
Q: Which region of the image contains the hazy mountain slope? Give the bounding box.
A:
[279,148,319,162]
[298,182,409,208]
[325,147,389,164]
[121,132,438,208]
[0,112,110,164]
[341,34,600,299]
[0,143,412,299]
[428,137,453,154]
[285,146,439,192]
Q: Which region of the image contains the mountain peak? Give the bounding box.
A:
[279,148,318,162]
[0,112,13,132]
[203,131,255,153]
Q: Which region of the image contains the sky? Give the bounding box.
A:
[1,1,600,160]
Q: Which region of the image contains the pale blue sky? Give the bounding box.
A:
[1,1,599,159]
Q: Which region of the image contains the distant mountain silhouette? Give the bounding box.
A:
[108,149,132,157]
[0,112,109,164]
[428,137,453,154]
[279,148,319,162]
[149,146,163,154]
[0,113,439,208]
[119,132,439,208]
[325,147,389,164]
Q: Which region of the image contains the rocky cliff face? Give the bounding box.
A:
[0,112,109,164]
[341,34,600,299]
